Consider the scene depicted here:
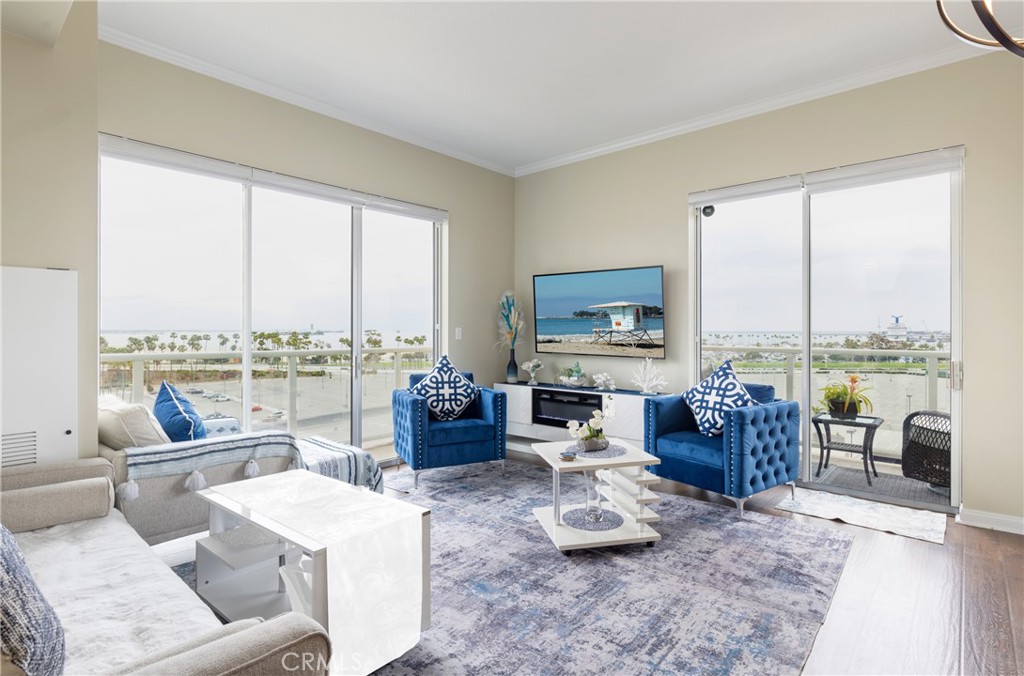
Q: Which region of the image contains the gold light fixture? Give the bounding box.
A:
[937,0,1024,58]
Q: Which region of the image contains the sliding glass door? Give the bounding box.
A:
[808,172,955,507]
[251,187,353,439]
[693,149,962,510]
[359,209,438,453]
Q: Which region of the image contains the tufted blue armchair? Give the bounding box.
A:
[392,372,506,488]
[643,383,799,516]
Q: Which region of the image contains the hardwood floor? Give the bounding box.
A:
[385,456,1023,675]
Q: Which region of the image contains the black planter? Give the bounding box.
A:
[828,399,859,419]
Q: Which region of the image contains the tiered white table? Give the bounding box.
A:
[195,470,430,675]
[532,438,661,553]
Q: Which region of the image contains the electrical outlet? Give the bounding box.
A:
[455,327,463,340]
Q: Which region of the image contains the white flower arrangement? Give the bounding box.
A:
[567,397,615,441]
[497,290,524,349]
[521,358,543,385]
[632,357,668,394]
[592,372,616,391]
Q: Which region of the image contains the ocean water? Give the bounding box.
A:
[537,317,665,337]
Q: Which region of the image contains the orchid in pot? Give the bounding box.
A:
[567,397,615,452]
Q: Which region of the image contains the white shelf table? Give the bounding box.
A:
[531,438,661,554]
[195,470,430,676]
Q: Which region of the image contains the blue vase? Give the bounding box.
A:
[506,348,518,384]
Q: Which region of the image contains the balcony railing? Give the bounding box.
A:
[702,344,951,462]
[99,347,430,442]
[701,344,950,408]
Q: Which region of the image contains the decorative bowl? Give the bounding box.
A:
[560,375,587,388]
[559,451,577,462]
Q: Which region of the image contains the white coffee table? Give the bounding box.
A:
[195,470,430,675]
[532,438,661,553]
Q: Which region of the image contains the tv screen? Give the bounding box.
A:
[533,265,665,359]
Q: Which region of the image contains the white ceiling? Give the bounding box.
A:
[96,2,1019,177]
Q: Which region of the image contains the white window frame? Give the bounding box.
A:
[99,134,445,445]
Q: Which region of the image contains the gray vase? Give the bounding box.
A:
[580,437,609,452]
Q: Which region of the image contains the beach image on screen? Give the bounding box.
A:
[533,266,665,359]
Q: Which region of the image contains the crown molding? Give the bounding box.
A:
[98,23,979,181]
[98,25,516,177]
[513,45,981,177]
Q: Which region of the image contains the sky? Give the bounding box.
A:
[534,266,664,317]
[101,157,952,340]
[700,172,952,333]
[100,157,434,338]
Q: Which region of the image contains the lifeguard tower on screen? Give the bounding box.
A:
[588,301,656,347]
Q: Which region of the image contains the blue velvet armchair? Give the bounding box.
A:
[392,372,507,488]
[643,384,799,515]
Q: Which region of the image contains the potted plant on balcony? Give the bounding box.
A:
[820,374,874,419]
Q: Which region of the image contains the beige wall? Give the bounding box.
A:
[515,54,1023,520]
[1,2,98,457]
[2,12,514,457]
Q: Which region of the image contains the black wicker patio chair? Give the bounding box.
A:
[901,410,951,491]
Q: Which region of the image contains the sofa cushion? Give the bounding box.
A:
[98,398,171,450]
[742,383,776,404]
[12,511,221,674]
[1,525,65,676]
[683,360,755,436]
[410,356,479,421]
[655,430,725,468]
[427,419,495,446]
[153,381,207,442]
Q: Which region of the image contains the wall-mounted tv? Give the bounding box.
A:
[533,265,665,359]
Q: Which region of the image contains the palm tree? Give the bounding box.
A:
[202,333,211,351]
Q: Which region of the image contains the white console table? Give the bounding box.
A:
[493,382,656,454]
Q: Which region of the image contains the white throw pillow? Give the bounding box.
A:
[97,399,171,450]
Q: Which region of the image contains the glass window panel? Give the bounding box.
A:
[100,157,243,416]
[360,210,435,460]
[251,187,352,440]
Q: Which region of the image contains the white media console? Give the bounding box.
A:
[493,382,656,454]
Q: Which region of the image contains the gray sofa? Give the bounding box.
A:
[99,434,295,545]
[1,459,331,675]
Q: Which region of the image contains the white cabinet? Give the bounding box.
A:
[494,382,655,453]
[2,267,78,467]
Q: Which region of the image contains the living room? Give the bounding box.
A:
[2,2,1022,675]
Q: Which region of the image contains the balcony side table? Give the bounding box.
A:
[812,413,885,486]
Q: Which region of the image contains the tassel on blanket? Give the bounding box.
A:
[184,470,207,492]
[115,479,139,503]
[244,458,261,478]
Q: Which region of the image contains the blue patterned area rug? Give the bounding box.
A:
[380,462,853,675]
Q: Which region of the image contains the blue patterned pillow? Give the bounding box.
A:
[1,525,65,676]
[410,356,479,421]
[683,360,755,436]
